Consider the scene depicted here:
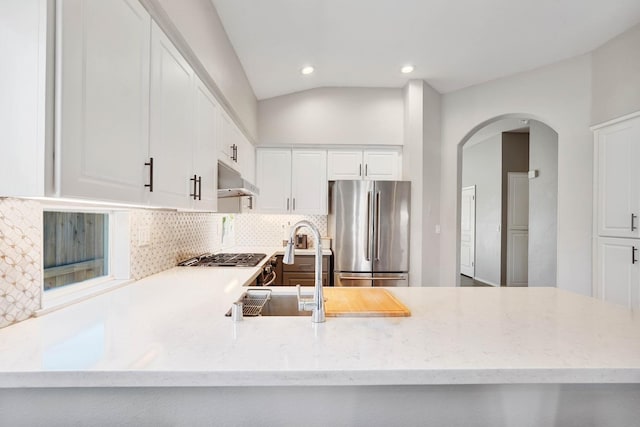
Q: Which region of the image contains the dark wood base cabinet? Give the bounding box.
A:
[274,254,332,286]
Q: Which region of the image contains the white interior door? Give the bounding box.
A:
[507,173,529,286]
[460,186,476,277]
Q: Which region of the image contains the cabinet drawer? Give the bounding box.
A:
[281,272,329,287]
[282,255,328,272]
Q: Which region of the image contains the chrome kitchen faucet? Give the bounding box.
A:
[283,220,325,323]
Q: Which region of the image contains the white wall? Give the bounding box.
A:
[440,55,593,295]
[421,83,442,285]
[462,136,502,286]
[591,23,640,125]
[145,0,258,140]
[257,87,403,145]
[403,81,424,285]
[528,122,558,286]
[403,81,422,285]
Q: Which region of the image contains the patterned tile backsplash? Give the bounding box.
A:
[0,196,328,329]
[128,212,326,279]
[129,211,220,280]
[0,198,43,329]
[234,214,328,248]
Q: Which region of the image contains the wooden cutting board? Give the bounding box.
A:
[324,287,411,317]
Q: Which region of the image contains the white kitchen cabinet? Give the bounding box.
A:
[1,0,232,211]
[291,150,328,214]
[595,115,640,238]
[57,0,151,204]
[326,150,363,180]
[327,148,402,181]
[255,149,291,213]
[192,76,218,211]
[256,149,327,214]
[148,22,195,209]
[0,0,50,197]
[218,111,236,169]
[364,150,402,180]
[239,134,256,184]
[595,237,640,309]
[593,112,640,307]
[219,110,255,182]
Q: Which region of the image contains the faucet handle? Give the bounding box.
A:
[296,284,304,310]
[296,284,314,311]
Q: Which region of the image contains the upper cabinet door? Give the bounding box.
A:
[597,117,640,238]
[239,134,256,184]
[327,150,363,180]
[192,76,218,211]
[58,0,150,203]
[149,22,194,209]
[219,111,237,170]
[0,0,49,197]
[291,150,328,214]
[364,150,402,181]
[256,149,292,213]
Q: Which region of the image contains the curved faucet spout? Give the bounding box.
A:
[283,220,325,323]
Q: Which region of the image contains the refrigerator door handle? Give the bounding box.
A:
[375,191,381,261]
[365,191,372,261]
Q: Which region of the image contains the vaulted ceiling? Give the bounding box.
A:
[211,0,640,100]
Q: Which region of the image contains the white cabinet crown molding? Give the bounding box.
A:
[590,110,640,131]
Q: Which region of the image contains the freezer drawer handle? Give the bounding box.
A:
[339,276,406,281]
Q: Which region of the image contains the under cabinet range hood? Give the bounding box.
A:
[217,161,259,198]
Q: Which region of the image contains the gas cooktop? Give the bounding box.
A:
[178,253,267,267]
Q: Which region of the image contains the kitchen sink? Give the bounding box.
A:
[226,289,312,317]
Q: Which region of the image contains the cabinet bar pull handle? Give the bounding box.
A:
[359,164,362,177]
[190,174,198,200]
[144,157,154,192]
[632,213,637,231]
[286,198,290,211]
[197,176,202,200]
[633,246,638,264]
[365,164,368,177]
[293,198,296,211]
[231,144,238,162]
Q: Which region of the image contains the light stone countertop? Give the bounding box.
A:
[1,247,639,388]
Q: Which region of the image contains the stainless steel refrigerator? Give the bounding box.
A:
[328,180,410,287]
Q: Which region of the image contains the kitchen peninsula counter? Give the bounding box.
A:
[1,253,639,425]
[1,259,639,388]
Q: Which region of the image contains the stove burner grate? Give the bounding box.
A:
[178,253,267,267]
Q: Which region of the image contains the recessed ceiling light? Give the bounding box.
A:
[401,65,414,74]
[301,66,315,75]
